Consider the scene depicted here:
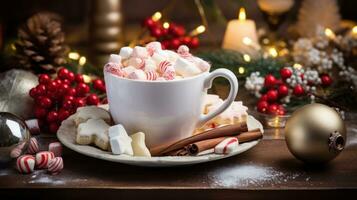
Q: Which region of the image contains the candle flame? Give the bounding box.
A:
[152,12,162,21]
[352,26,357,34]
[324,28,335,39]
[238,8,246,21]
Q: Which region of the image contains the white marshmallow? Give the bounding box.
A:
[119,47,133,59]
[144,58,157,72]
[108,124,133,155]
[151,52,166,65]
[174,57,201,77]
[128,57,145,69]
[156,77,166,81]
[164,50,179,62]
[122,66,136,75]
[128,69,147,80]
[146,41,162,55]
[109,54,122,64]
[193,57,210,72]
[132,46,149,58]
[214,137,239,154]
[130,132,151,157]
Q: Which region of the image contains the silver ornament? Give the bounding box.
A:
[285,103,346,164]
[0,112,31,163]
[0,69,38,119]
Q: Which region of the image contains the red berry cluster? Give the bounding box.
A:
[142,17,199,50]
[29,68,106,133]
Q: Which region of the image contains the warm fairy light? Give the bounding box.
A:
[79,56,86,66]
[163,22,170,29]
[352,26,357,34]
[190,25,206,36]
[262,38,270,45]
[82,74,92,83]
[268,47,278,57]
[324,28,336,39]
[293,63,302,70]
[152,12,162,21]
[243,54,251,62]
[10,43,16,51]
[238,66,245,74]
[68,52,80,60]
[238,8,246,21]
[242,37,252,45]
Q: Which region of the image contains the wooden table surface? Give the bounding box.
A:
[1,123,357,199]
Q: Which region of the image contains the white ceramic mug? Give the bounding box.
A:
[104,68,238,148]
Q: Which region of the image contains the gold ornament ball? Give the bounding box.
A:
[285,103,346,163]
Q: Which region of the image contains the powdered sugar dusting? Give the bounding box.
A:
[27,170,87,185]
[210,163,301,187]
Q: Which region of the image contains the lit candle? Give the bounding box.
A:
[222,8,259,55]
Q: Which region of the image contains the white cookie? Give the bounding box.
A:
[130,132,151,157]
[108,124,133,155]
[74,106,111,126]
[76,118,110,150]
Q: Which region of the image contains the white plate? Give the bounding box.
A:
[57,113,263,167]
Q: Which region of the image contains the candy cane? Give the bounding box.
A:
[146,71,158,81]
[36,151,55,169]
[48,157,64,175]
[16,155,35,174]
[27,137,40,154]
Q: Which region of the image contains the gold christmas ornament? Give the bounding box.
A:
[285,103,346,163]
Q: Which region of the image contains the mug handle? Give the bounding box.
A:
[197,68,239,127]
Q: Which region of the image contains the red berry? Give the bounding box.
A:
[57,68,69,80]
[170,38,181,50]
[49,123,59,134]
[161,40,170,49]
[35,84,47,96]
[321,74,333,87]
[76,83,90,96]
[75,74,84,83]
[67,72,75,82]
[278,84,289,97]
[29,88,39,98]
[47,81,58,92]
[87,94,99,105]
[63,95,75,102]
[143,17,156,28]
[62,79,71,85]
[259,94,268,102]
[277,105,286,115]
[189,37,199,49]
[66,88,77,96]
[280,68,292,80]
[39,97,52,108]
[46,111,58,123]
[58,83,70,95]
[150,27,163,38]
[169,24,185,36]
[181,36,192,45]
[38,74,51,84]
[54,78,62,85]
[257,101,269,113]
[266,89,278,102]
[34,107,47,119]
[101,98,108,104]
[74,98,86,108]
[62,100,74,110]
[58,109,70,121]
[92,79,105,91]
[267,104,279,115]
[293,85,304,96]
[264,74,276,88]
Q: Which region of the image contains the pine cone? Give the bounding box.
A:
[15,13,69,74]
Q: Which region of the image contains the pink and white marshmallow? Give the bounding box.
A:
[146,41,162,56]
[104,63,126,77]
[214,137,239,154]
[16,155,35,174]
[35,151,55,169]
[48,157,64,175]
[49,142,63,157]
[128,69,147,80]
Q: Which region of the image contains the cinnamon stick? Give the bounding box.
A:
[150,123,248,156]
[166,129,262,156]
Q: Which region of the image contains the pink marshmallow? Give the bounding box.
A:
[146,42,162,56]
[105,63,126,77]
